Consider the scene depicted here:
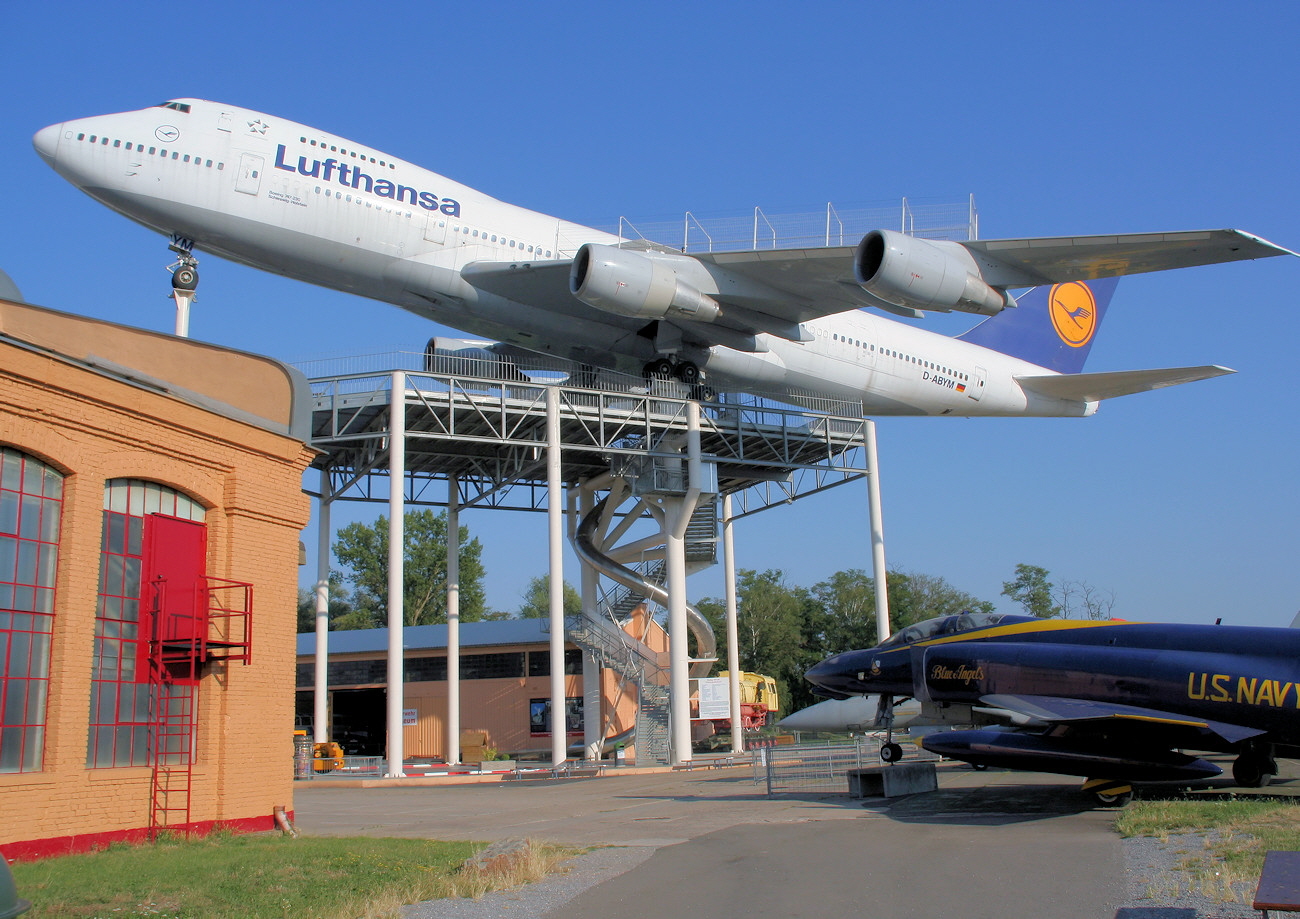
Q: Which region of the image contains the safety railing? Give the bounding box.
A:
[756,738,940,796]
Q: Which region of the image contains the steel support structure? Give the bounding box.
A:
[302,354,883,768]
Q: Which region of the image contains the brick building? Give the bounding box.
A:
[0,295,314,859]
[296,611,668,762]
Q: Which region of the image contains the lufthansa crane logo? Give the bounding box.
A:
[1049,281,1098,348]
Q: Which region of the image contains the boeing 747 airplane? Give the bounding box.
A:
[31,99,1294,415]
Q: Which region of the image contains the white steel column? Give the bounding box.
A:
[667,402,702,765]
[313,469,332,744]
[446,476,461,765]
[546,386,566,767]
[578,485,601,761]
[722,494,743,754]
[385,371,406,777]
[666,503,690,764]
[865,420,891,642]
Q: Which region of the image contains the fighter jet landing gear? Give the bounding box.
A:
[168,237,199,338]
[877,695,904,764]
[1082,778,1134,807]
[1232,741,1278,788]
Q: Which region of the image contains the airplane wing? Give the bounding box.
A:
[1015,365,1236,402]
[967,230,1297,288]
[461,230,1294,346]
[981,693,1265,746]
[460,247,872,347]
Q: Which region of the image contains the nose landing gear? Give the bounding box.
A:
[168,237,198,337]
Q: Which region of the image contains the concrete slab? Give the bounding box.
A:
[847,762,938,797]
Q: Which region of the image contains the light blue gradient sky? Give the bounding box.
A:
[3,1,1297,625]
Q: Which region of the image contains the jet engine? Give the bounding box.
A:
[570,244,721,323]
[854,229,1015,316]
[423,337,527,380]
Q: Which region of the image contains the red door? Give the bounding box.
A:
[141,514,208,647]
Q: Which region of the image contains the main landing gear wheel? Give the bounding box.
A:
[644,358,674,380]
[1083,778,1133,807]
[1093,789,1133,807]
[674,361,701,385]
[880,742,904,764]
[1232,755,1277,788]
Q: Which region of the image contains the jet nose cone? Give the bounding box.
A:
[33,123,62,167]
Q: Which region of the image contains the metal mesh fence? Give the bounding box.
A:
[296,755,386,779]
[755,738,941,795]
[610,197,977,254]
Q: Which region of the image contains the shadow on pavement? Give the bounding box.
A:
[878,783,1098,825]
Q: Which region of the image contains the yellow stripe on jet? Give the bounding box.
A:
[916,618,1133,648]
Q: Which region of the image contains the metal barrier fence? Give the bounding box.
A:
[298,756,387,779]
[755,738,940,796]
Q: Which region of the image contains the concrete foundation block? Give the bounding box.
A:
[846,762,938,798]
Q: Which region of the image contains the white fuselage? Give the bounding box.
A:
[34,100,1090,417]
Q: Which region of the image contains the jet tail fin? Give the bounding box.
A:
[957,278,1119,373]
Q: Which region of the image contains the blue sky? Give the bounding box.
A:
[3,2,1297,626]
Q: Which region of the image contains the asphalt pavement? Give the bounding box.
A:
[294,763,1137,918]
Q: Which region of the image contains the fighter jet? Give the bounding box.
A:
[804,612,1300,804]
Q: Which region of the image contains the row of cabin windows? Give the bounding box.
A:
[316,186,414,219]
[73,133,224,170]
[310,186,558,260]
[451,223,553,258]
[830,332,969,382]
[296,648,583,688]
[300,135,396,170]
[308,190,554,259]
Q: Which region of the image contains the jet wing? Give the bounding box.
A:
[461,230,1293,345]
[1016,365,1236,402]
[981,693,1265,746]
[460,248,873,348]
[967,229,1296,289]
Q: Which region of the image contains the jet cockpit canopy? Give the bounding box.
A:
[877,612,1037,650]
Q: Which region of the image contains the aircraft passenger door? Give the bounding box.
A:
[424,215,447,245]
[234,153,264,196]
[968,366,986,401]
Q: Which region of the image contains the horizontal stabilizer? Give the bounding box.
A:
[1016,365,1235,402]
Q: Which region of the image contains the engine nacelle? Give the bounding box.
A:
[854,229,1014,316]
[423,337,525,380]
[570,244,721,323]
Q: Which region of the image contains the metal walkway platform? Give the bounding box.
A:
[300,351,873,514]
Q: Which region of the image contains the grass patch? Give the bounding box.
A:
[1117,796,1300,904]
[10,831,576,919]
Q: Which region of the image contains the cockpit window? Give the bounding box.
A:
[156,102,192,114]
[877,612,1034,649]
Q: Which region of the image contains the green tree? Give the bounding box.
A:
[332,509,487,627]
[698,569,821,714]
[811,568,993,655]
[518,575,582,619]
[295,575,357,633]
[1001,563,1062,618]
[811,568,879,654]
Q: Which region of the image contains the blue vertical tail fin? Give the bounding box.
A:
[956,278,1119,373]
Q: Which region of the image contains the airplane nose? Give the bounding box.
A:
[33,123,62,167]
